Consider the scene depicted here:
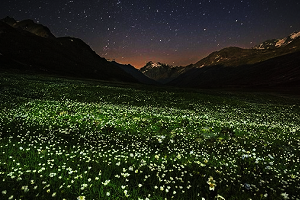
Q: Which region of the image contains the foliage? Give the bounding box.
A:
[0,73,299,199]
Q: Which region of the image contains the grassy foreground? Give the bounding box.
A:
[0,73,300,200]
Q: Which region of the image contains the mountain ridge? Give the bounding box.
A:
[139,61,189,84]
[168,50,300,89]
[1,16,300,89]
[0,17,152,84]
[253,31,300,50]
[1,16,55,39]
[140,30,300,88]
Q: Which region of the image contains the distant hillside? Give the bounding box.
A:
[0,17,138,83]
[253,31,300,50]
[110,61,158,85]
[1,16,55,38]
[191,31,300,69]
[168,49,300,89]
[141,31,300,89]
[139,61,192,84]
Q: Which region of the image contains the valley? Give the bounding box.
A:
[0,73,299,199]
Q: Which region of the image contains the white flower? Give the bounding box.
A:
[176,153,182,159]
[106,192,110,196]
[77,196,85,200]
[138,184,143,187]
[102,180,110,186]
[281,192,289,199]
[49,172,57,177]
[21,186,29,192]
[207,176,216,191]
[207,176,214,182]
[2,190,7,194]
[209,183,216,190]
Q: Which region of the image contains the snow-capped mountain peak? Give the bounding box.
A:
[275,38,287,47]
[253,31,300,49]
[151,62,161,68]
[290,31,300,40]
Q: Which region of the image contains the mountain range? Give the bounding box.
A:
[1,16,300,89]
[0,17,152,84]
[140,31,300,89]
[139,61,191,84]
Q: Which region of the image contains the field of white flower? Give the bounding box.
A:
[0,73,299,200]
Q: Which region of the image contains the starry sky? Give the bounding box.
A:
[1,0,300,68]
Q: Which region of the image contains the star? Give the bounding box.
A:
[0,0,299,68]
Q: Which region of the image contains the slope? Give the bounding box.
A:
[0,17,138,83]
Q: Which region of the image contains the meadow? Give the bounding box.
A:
[0,73,299,200]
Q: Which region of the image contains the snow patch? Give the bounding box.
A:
[254,44,265,50]
[275,38,286,47]
[290,31,300,40]
[151,63,160,68]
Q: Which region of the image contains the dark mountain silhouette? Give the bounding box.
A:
[191,32,300,69]
[1,16,55,39]
[168,49,300,89]
[110,61,158,85]
[1,17,300,89]
[0,17,138,83]
[140,31,300,89]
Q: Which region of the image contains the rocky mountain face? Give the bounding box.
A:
[192,31,300,69]
[110,61,158,85]
[253,31,300,50]
[140,31,300,89]
[0,17,139,83]
[1,16,299,89]
[168,31,300,89]
[168,50,300,88]
[139,61,192,84]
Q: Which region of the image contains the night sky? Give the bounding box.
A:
[1,0,300,68]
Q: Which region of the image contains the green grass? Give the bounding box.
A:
[0,73,300,200]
